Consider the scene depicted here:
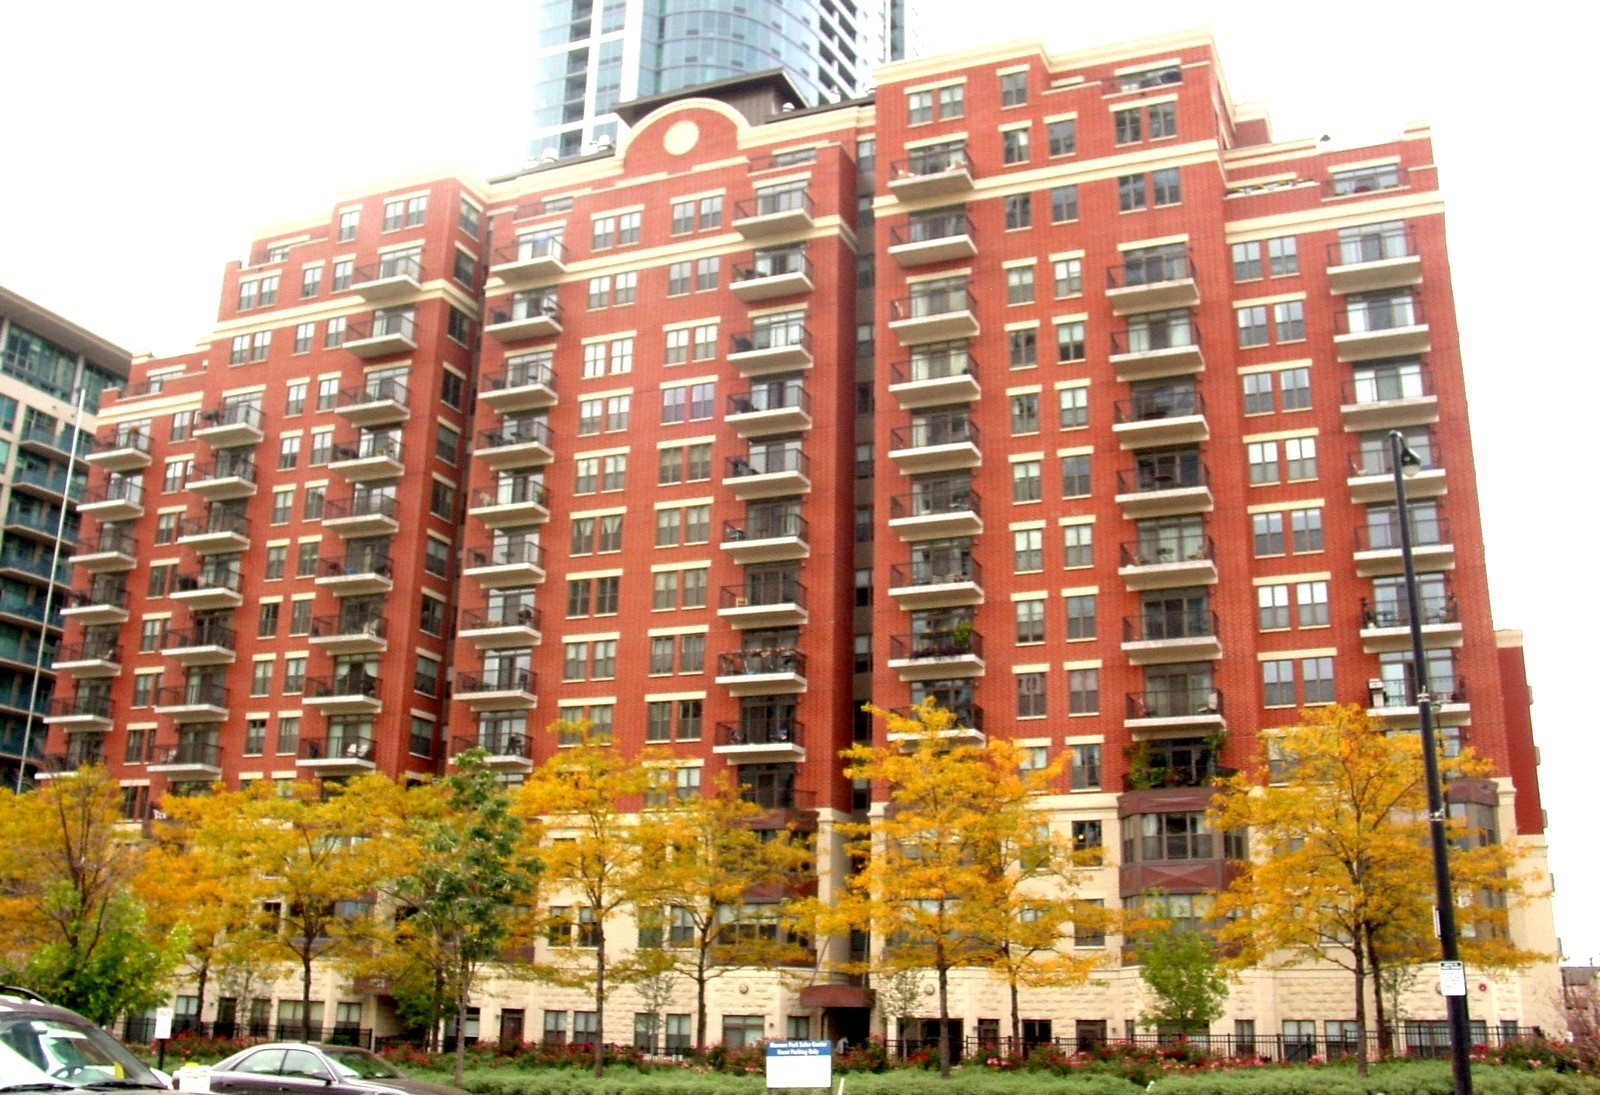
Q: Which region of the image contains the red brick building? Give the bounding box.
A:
[49,29,1560,1047]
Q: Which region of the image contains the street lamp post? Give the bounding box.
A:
[1390,428,1473,1095]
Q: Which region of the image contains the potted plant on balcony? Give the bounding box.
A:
[950,617,974,653]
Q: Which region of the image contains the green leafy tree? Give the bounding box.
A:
[1135,920,1228,1035]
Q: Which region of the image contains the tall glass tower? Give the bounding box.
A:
[528,0,911,160]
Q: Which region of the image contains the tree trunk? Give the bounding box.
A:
[592,925,606,1077]
[452,975,468,1085]
[429,968,446,1053]
[1353,939,1369,1076]
[696,942,710,1051]
[1008,973,1021,1056]
[301,953,314,1040]
[195,961,210,1032]
[1364,926,1389,1057]
[936,954,951,1079]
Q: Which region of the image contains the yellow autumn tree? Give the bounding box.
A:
[1211,703,1539,1071]
[632,770,812,1049]
[827,701,1098,1077]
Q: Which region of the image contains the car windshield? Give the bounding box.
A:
[0,1014,163,1090]
[322,1049,403,1080]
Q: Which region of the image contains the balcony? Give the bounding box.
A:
[303,672,382,714]
[176,512,251,554]
[148,738,224,781]
[887,631,983,680]
[728,326,813,376]
[170,568,244,610]
[888,288,980,344]
[458,604,543,649]
[1353,517,1454,576]
[0,589,63,630]
[1124,685,1225,735]
[476,419,554,470]
[718,580,808,628]
[485,295,562,341]
[888,212,977,268]
[887,705,983,745]
[725,449,811,500]
[52,639,122,677]
[1115,463,1212,519]
[888,417,981,474]
[192,403,266,450]
[59,585,130,626]
[720,514,809,564]
[349,253,423,301]
[1112,390,1208,449]
[10,463,80,502]
[1333,298,1430,361]
[470,480,550,528]
[1121,610,1223,664]
[162,623,238,666]
[455,668,537,710]
[322,492,400,538]
[44,692,113,732]
[450,731,535,773]
[17,422,81,461]
[887,352,980,409]
[733,188,814,238]
[739,786,819,831]
[3,505,66,542]
[1346,447,1446,504]
[329,436,404,481]
[727,385,812,438]
[155,682,230,721]
[85,428,152,472]
[1109,322,1204,381]
[1118,536,1217,590]
[187,456,258,500]
[490,234,566,286]
[0,545,69,588]
[464,541,546,588]
[69,526,137,573]
[480,359,557,413]
[887,145,974,201]
[297,733,377,775]
[315,555,394,596]
[1338,366,1438,431]
[39,740,107,774]
[1106,252,1200,315]
[344,311,417,358]
[336,376,409,427]
[1326,228,1421,295]
[309,613,389,655]
[731,251,813,302]
[714,720,806,762]
[716,648,807,696]
[888,488,982,540]
[887,558,982,610]
[77,478,145,522]
[1359,594,1463,653]
[1366,677,1471,727]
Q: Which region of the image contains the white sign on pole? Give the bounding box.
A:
[152,1007,175,1041]
[765,1040,832,1090]
[1439,960,1467,997]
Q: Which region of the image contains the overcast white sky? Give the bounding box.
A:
[4,1,1599,963]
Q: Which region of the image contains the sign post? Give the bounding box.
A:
[765,1040,832,1092]
[1439,960,1467,997]
[153,1007,175,1072]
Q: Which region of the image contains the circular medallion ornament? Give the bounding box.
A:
[663,120,700,155]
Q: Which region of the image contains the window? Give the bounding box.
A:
[938,84,963,118]
[618,211,640,245]
[1258,585,1290,630]
[284,656,305,694]
[1048,185,1078,223]
[337,209,359,241]
[1237,305,1268,347]
[1248,441,1279,484]
[1149,101,1177,137]
[170,410,191,440]
[671,201,695,234]
[228,335,249,365]
[1047,118,1075,156]
[1055,320,1085,363]
[1274,300,1305,342]
[1013,459,1042,502]
[1059,386,1088,428]
[1303,657,1335,704]
[907,90,932,125]
[1291,508,1323,552]
[1068,669,1099,714]
[695,256,719,291]
[1285,436,1316,480]
[1013,528,1043,572]
[1070,744,1101,789]
[1065,594,1096,640]
[1268,236,1299,276]
[613,271,636,305]
[592,216,615,249]
[1114,106,1142,144]
[1016,672,1046,717]
[1004,193,1031,229]
[302,485,324,520]
[251,660,273,696]
[1000,70,1027,106]
[270,488,294,524]
[1060,454,1090,497]
[587,276,611,309]
[1053,257,1081,297]
[602,454,627,491]
[419,595,445,636]
[293,323,313,354]
[1232,242,1262,281]
[1006,265,1034,303]
[1117,174,1146,212]
[1009,329,1037,368]
[1063,524,1093,568]
[277,435,301,470]
[1011,394,1039,435]
[323,317,346,348]
[1015,599,1045,643]
[667,262,691,296]
[154,512,178,545]
[1296,581,1329,627]
[296,543,318,578]
[1002,128,1029,165]
[1263,660,1296,707]
[301,266,322,298]
[429,480,454,518]
[265,545,287,579]
[1153,169,1181,205]
[1252,512,1284,556]
[290,600,312,634]
[1281,367,1311,410]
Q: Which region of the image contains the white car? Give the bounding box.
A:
[0,990,169,1093]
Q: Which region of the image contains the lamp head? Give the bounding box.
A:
[1398,445,1423,478]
